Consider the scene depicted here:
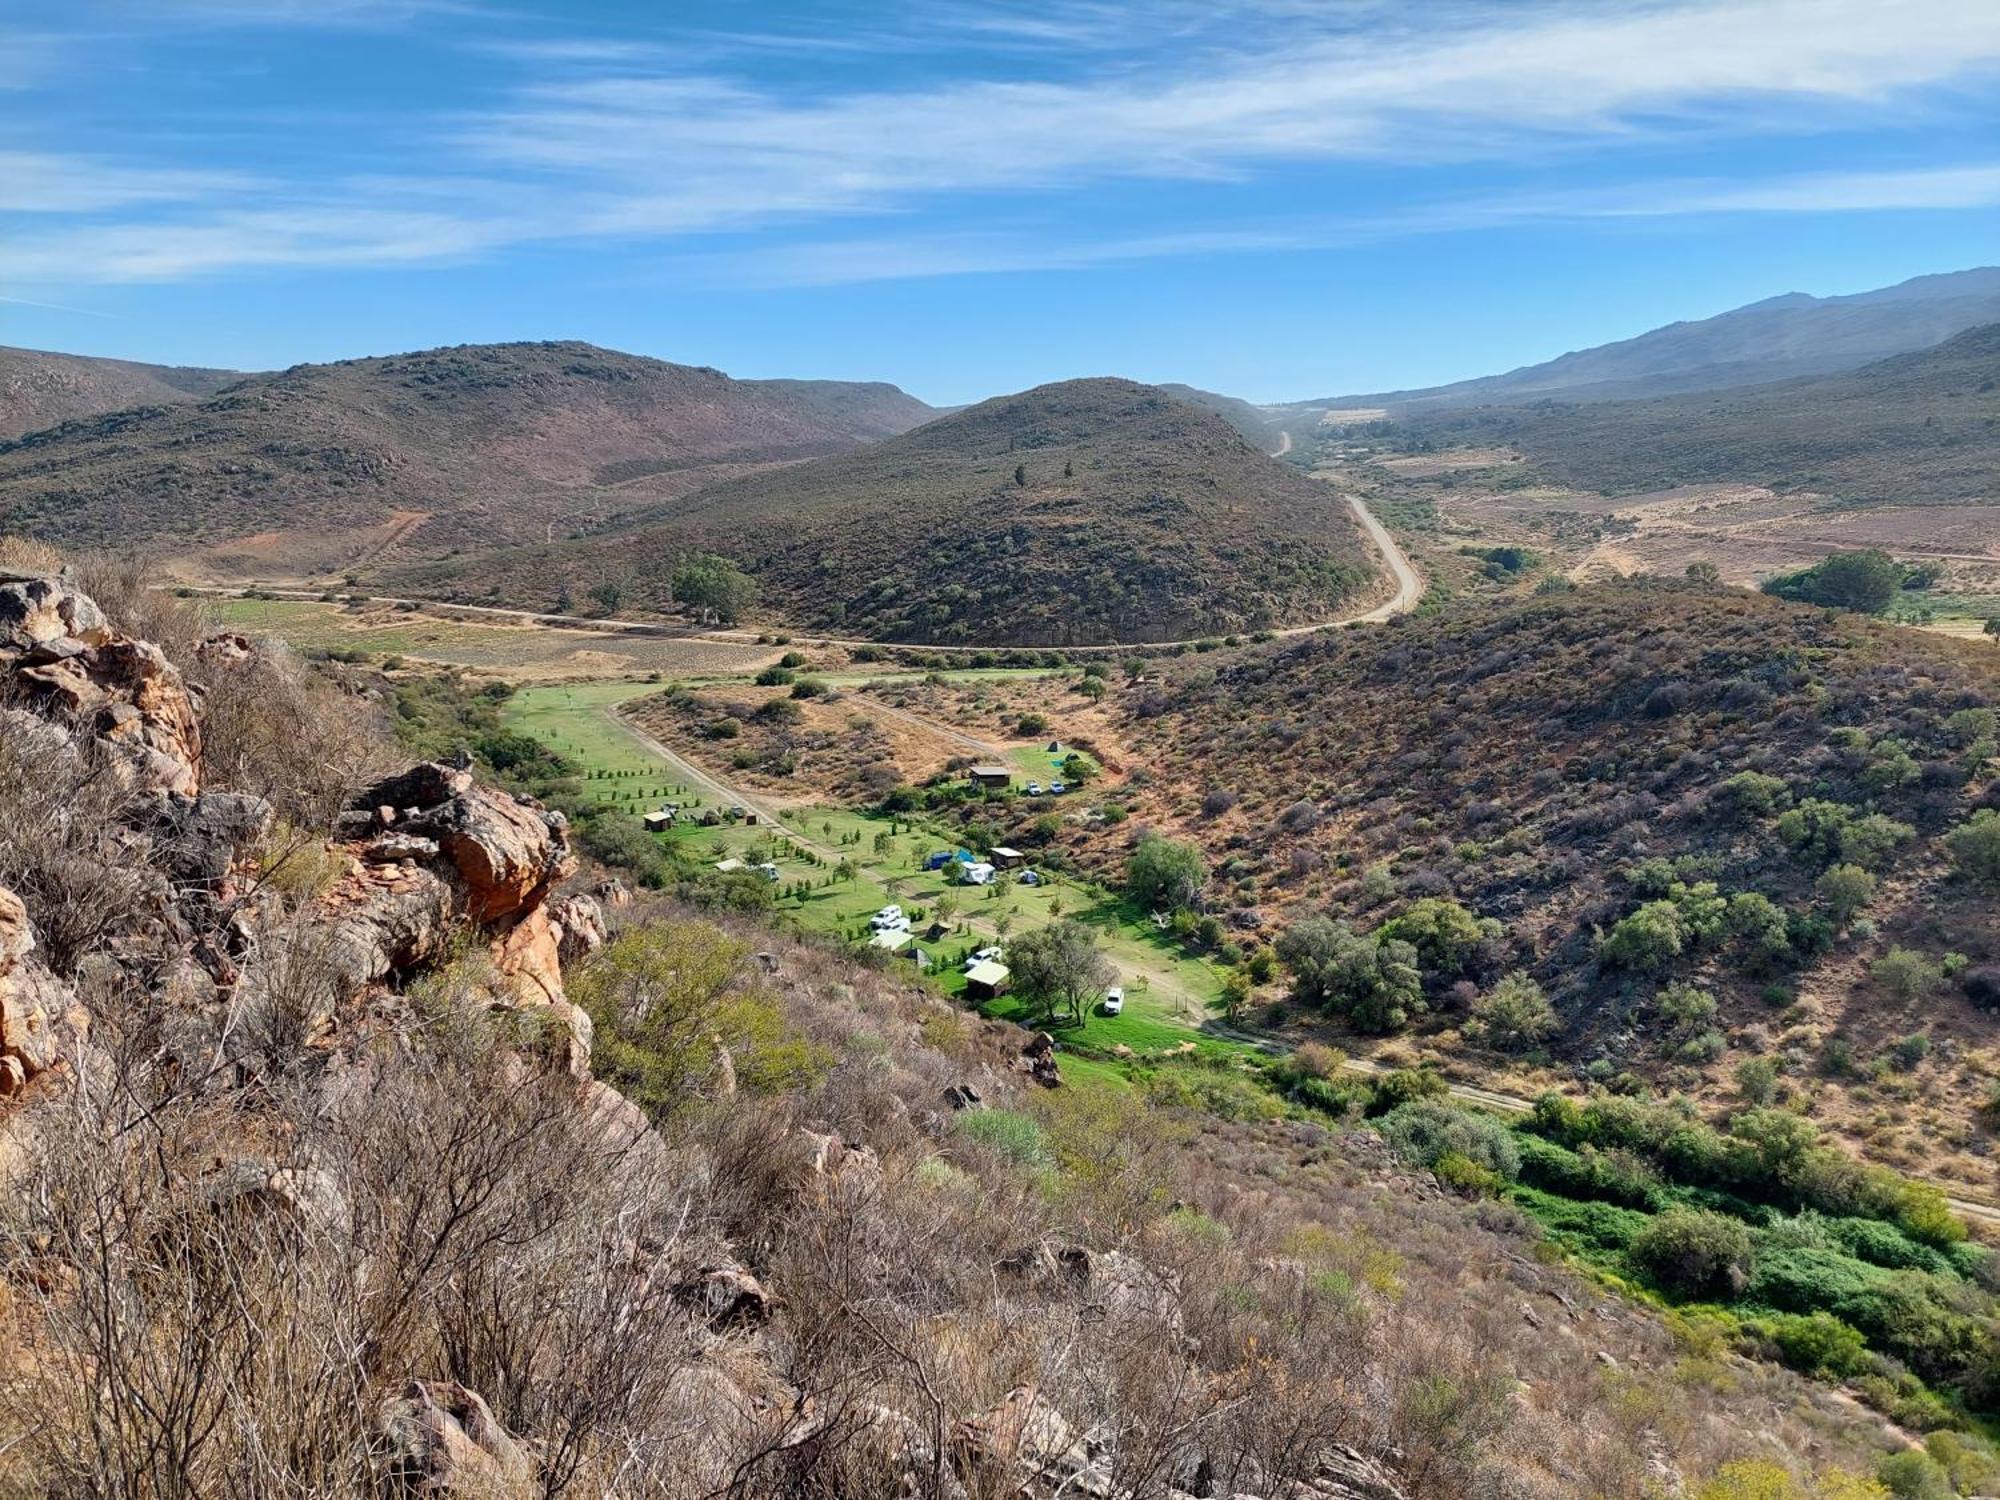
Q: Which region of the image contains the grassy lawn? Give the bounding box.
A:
[665,800,1237,1055]
[502,681,717,814]
[491,672,1237,1059]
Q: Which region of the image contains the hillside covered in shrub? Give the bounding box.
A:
[398,379,1379,646]
[1110,581,2000,1155]
[0,553,1943,1496]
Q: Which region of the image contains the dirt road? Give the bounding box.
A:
[177,494,1423,655]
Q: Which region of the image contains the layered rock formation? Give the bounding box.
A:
[0,570,603,1097]
[1,571,203,795]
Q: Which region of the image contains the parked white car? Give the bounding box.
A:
[1102,986,1125,1016]
[965,946,1004,968]
[1026,781,1044,796]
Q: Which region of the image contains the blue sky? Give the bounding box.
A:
[4,0,1999,404]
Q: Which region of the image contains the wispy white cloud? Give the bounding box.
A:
[0,207,500,284]
[681,161,2000,288]
[443,0,2000,246]
[8,0,2000,288]
[1599,164,2000,215]
[0,151,255,213]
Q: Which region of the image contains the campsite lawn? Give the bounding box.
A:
[502,681,719,815]
[662,800,1240,1055]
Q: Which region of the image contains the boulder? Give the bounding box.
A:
[0,573,109,651]
[549,893,608,967]
[377,1381,533,1499]
[952,1386,1111,1497]
[202,1156,349,1236]
[1,577,203,796]
[0,885,80,1098]
[149,790,273,885]
[352,767,573,923]
[676,1259,782,1328]
[1019,1031,1063,1088]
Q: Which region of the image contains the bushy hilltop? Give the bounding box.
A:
[0,341,932,567]
[1111,581,1997,1093]
[0,558,1930,1497]
[0,344,241,442]
[399,378,1377,645]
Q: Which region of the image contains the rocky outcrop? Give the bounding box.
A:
[549,892,608,967]
[378,1381,533,1499]
[347,763,574,922]
[953,1386,1114,1498]
[0,885,81,1097]
[311,764,586,1058]
[1,572,203,796]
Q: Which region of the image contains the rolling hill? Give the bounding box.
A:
[1093,578,2000,1164]
[1398,319,2000,506]
[0,341,933,576]
[0,344,242,441]
[396,377,1380,645]
[1297,265,2000,411]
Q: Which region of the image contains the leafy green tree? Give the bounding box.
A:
[1009,919,1114,1025]
[671,551,759,624]
[1275,915,1424,1032]
[1946,809,2000,887]
[1761,549,1906,613]
[1656,980,1717,1034]
[1599,900,1686,970]
[1376,896,1496,979]
[1815,864,1877,925]
[1126,833,1206,912]
[1628,1209,1755,1299]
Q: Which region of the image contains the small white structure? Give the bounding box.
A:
[715,857,746,873]
[870,929,928,967]
[960,861,996,886]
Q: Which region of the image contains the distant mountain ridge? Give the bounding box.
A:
[0,345,244,442]
[1401,318,2000,506]
[392,377,1377,645]
[0,341,935,573]
[1295,266,2000,411]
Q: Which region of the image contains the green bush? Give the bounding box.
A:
[1751,1310,1872,1379]
[1629,1210,1756,1300]
[955,1108,1052,1169]
[1600,901,1686,970]
[1946,810,2000,887]
[1377,1100,1521,1181]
